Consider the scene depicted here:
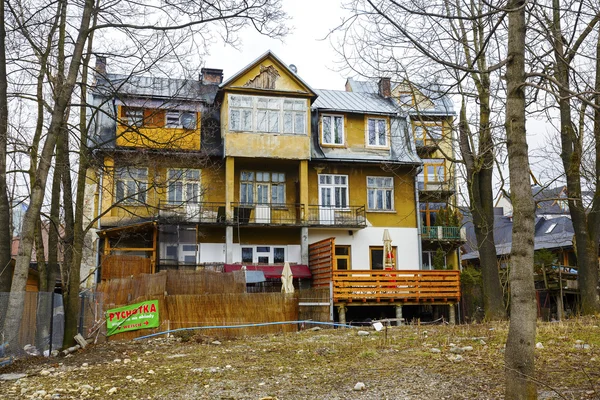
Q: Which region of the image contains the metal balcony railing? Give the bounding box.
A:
[229,202,304,225]
[158,201,227,224]
[421,226,463,241]
[306,205,367,227]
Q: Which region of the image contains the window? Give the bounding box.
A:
[319,174,348,208]
[240,171,286,205]
[241,246,285,264]
[367,176,394,211]
[420,202,445,227]
[122,107,144,127]
[413,123,443,145]
[422,251,446,270]
[115,167,148,204]
[370,246,396,270]
[321,115,344,145]
[367,118,387,147]
[165,110,197,129]
[545,223,557,234]
[229,94,306,134]
[418,159,446,187]
[167,169,201,204]
[334,246,351,270]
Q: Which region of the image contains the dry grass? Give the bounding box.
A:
[1,317,599,399]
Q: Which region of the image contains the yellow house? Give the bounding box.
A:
[86,52,461,323]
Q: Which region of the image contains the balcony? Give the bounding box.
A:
[415,138,440,154]
[332,270,460,305]
[229,202,303,225]
[158,201,227,224]
[418,181,455,201]
[306,205,367,228]
[421,226,465,241]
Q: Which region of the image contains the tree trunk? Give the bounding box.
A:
[1,0,95,352]
[504,1,537,398]
[0,0,13,293]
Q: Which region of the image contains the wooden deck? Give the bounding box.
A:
[333,270,461,305]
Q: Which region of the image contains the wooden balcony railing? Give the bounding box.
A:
[332,270,460,304]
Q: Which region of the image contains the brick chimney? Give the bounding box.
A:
[201,68,224,84]
[378,77,391,98]
[95,56,107,76]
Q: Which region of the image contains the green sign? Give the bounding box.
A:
[106,300,159,336]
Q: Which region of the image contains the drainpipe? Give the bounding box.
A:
[95,170,103,284]
[415,166,423,270]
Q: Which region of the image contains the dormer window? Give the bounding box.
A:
[321,114,344,145]
[366,118,387,147]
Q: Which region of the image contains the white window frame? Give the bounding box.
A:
[367,176,394,211]
[122,107,144,127]
[240,245,286,264]
[318,174,349,209]
[366,118,388,147]
[115,167,148,204]
[229,94,306,134]
[321,114,344,146]
[165,110,197,129]
[167,169,201,205]
[240,171,286,205]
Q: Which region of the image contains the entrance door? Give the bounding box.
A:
[255,183,271,223]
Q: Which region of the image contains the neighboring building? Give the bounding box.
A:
[86,51,461,322]
[346,78,464,271]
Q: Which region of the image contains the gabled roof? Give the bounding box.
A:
[312,89,398,115]
[346,78,455,116]
[219,50,317,97]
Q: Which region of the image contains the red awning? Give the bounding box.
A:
[224,264,311,279]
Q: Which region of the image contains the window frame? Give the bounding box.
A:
[413,123,443,145]
[121,107,144,127]
[418,159,446,186]
[334,245,351,271]
[240,245,286,264]
[239,170,286,206]
[369,246,397,270]
[166,168,201,205]
[318,174,349,209]
[366,117,389,147]
[366,176,394,211]
[321,114,345,146]
[228,94,307,134]
[115,166,148,205]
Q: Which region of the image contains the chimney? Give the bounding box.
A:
[378,77,391,98]
[95,56,106,76]
[201,68,224,84]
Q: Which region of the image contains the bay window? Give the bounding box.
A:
[229,94,306,134]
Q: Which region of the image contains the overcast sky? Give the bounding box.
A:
[204,0,349,91]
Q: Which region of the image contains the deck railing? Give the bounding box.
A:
[421,226,463,241]
[332,269,460,304]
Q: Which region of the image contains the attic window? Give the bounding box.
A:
[545,223,557,234]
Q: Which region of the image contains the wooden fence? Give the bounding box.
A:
[333,270,461,304]
[105,293,299,340]
[308,238,334,288]
[101,255,152,281]
[96,269,246,305]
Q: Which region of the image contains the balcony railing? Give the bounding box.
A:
[333,270,460,304]
[229,202,303,225]
[158,201,227,224]
[418,181,454,192]
[306,205,367,227]
[421,226,464,241]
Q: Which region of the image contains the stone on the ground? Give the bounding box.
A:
[40,369,51,376]
[430,348,441,353]
[0,373,27,380]
[462,346,473,351]
[106,387,118,395]
[449,347,464,354]
[211,341,221,345]
[357,331,370,336]
[535,342,544,349]
[309,327,321,331]
[353,382,366,391]
[147,369,155,374]
[79,384,93,392]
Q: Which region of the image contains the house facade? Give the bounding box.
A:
[84,51,461,322]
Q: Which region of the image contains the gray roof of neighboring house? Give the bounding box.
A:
[462,214,575,261]
[312,89,398,115]
[346,78,455,116]
[94,73,219,104]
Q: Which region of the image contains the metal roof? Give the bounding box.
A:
[312,89,398,115]
[94,73,219,104]
[346,78,455,115]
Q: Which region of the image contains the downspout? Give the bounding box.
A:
[415,165,423,269]
[95,170,103,284]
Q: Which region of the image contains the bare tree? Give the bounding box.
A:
[335,0,507,319]
[504,0,537,398]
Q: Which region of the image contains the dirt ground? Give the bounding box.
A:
[0,318,599,399]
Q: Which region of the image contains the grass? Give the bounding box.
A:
[0,317,599,399]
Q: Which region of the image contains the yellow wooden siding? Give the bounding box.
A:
[226,57,312,94]
[116,106,201,150]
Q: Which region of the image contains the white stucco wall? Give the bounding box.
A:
[308,227,420,270]
[198,243,302,264]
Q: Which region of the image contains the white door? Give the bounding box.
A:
[255,183,271,223]
[319,186,335,224]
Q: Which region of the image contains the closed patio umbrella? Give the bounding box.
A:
[383,229,394,270]
[281,261,294,293]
